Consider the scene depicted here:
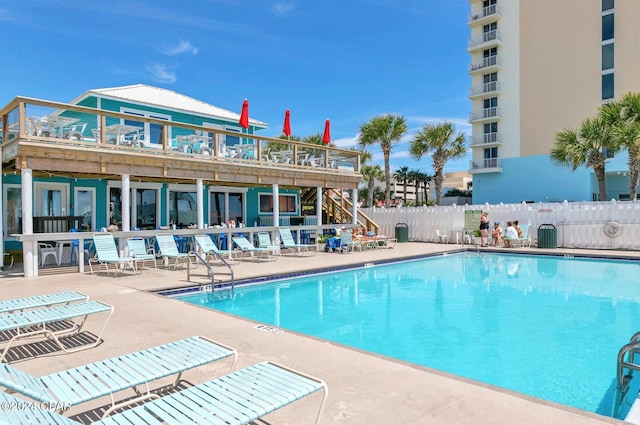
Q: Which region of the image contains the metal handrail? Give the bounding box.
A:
[462,228,480,254]
[188,249,234,293]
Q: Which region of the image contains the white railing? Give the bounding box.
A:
[469,4,500,22]
[470,133,501,146]
[469,81,501,97]
[469,107,501,121]
[469,55,501,72]
[361,200,640,250]
[470,158,501,170]
[468,30,501,49]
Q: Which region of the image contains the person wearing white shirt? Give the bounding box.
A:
[504,221,518,247]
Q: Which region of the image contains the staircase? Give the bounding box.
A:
[301,188,379,233]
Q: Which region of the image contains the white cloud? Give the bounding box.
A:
[161,40,198,56]
[146,63,177,84]
[332,134,359,149]
[272,1,296,16]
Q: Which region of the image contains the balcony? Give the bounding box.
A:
[468,81,502,98]
[469,158,502,174]
[0,97,362,191]
[468,30,502,51]
[468,4,501,25]
[470,133,502,147]
[469,107,502,123]
[468,55,501,74]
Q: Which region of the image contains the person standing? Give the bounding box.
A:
[479,211,490,247]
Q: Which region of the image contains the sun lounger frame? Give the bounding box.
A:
[0,291,88,315]
[0,300,114,362]
[0,335,237,417]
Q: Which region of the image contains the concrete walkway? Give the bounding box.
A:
[0,242,630,424]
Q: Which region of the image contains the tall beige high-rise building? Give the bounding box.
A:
[467,0,640,203]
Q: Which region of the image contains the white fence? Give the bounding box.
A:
[361,200,640,251]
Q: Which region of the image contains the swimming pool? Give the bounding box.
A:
[176,252,640,418]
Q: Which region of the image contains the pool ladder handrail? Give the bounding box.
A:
[188,249,235,293]
[613,331,640,416]
[462,228,480,254]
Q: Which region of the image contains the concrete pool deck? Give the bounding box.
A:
[0,242,633,424]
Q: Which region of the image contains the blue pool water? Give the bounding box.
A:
[177,253,640,417]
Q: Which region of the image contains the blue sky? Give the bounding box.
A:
[0,0,472,175]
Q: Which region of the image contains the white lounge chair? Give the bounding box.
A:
[232,236,275,261]
[257,232,281,256]
[0,361,327,425]
[0,336,237,417]
[89,233,137,276]
[127,237,157,270]
[339,231,361,253]
[279,228,316,256]
[194,234,239,264]
[0,300,114,362]
[0,291,88,315]
[155,233,194,269]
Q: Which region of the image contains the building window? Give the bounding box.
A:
[483,0,496,6]
[483,147,498,168]
[258,193,297,214]
[483,122,498,143]
[602,13,614,41]
[602,0,614,11]
[209,190,245,226]
[602,43,614,70]
[4,186,22,238]
[169,191,197,228]
[121,108,170,146]
[602,73,614,100]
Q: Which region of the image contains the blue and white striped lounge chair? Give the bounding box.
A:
[0,300,114,362]
[257,231,281,256]
[89,233,137,276]
[0,336,237,417]
[156,233,194,269]
[339,231,362,253]
[279,228,316,256]
[127,236,157,270]
[0,291,88,314]
[194,234,239,264]
[232,236,275,261]
[0,361,327,425]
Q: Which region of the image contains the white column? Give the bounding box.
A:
[351,188,358,225]
[22,168,35,277]
[272,183,280,227]
[197,179,204,228]
[316,186,323,227]
[121,174,130,231]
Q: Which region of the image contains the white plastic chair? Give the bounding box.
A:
[435,230,449,244]
[39,242,62,267]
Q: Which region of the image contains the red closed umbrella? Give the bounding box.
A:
[322,119,331,145]
[282,109,291,137]
[239,99,249,129]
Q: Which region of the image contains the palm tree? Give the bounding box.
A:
[358,114,408,207]
[410,170,432,206]
[600,92,640,200]
[409,122,466,206]
[360,164,384,208]
[393,166,410,205]
[551,116,617,201]
[407,169,422,205]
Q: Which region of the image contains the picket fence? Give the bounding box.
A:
[361,200,640,251]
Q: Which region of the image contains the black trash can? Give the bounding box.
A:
[537,224,557,248]
[395,223,409,242]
